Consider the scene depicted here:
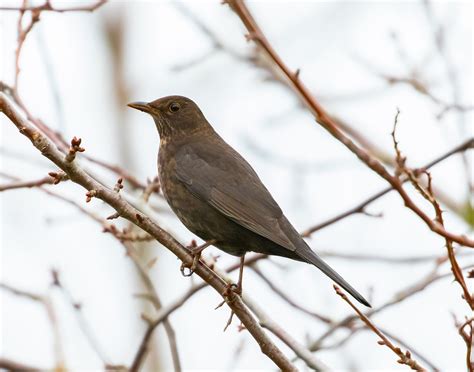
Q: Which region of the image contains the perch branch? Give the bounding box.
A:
[0,92,297,372]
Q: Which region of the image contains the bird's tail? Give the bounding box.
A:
[296,248,371,307]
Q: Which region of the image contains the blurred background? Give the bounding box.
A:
[1,0,473,370]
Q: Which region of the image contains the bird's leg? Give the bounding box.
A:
[234,254,246,295]
[180,239,216,277]
[214,254,246,332]
[190,239,216,272]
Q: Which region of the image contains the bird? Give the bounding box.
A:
[128,95,371,307]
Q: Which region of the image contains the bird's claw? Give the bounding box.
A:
[180,263,193,277]
[222,282,241,297]
[215,282,242,310]
[230,283,241,296]
[180,251,202,277]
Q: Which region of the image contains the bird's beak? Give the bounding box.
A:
[127,101,153,113]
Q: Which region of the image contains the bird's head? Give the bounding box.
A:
[128,95,211,138]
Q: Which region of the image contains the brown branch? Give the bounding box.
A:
[455,317,474,372]
[14,1,41,90]
[391,117,473,310]
[130,254,268,371]
[243,296,329,371]
[1,167,266,372]
[0,171,67,191]
[302,138,473,236]
[131,285,202,372]
[2,0,145,196]
[207,261,331,370]
[1,85,153,195]
[334,285,427,371]
[309,261,474,351]
[225,0,473,247]
[0,0,107,13]
[319,324,440,371]
[0,358,43,372]
[0,93,297,372]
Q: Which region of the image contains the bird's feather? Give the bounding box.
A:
[175,139,297,252]
[175,136,371,308]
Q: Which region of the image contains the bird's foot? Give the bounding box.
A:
[215,282,242,310]
[179,252,201,277]
[180,239,217,277]
[214,283,241,332]
[221,282,242,300]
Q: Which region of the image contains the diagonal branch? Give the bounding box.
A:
[225,0,473,247]
[334,285,427,371]
[0,92,297,372]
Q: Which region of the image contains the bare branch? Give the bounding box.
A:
[302,138,473,236]
[0,92,297,372]
[391,116,473,310]
[334,285,427,371]
[309,261,474,351]
[0,171,67,191]
[0,358,43,372]
[0,0,107,13]
[244,296,329,371]
[225,0,473,247]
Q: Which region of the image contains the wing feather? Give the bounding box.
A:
[175,143,296,252]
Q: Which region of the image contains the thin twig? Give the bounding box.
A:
[126,242,182,372]
[244,296,329,371]
[130,285,202,372]
[334,285,427,371]
[309,261,474,351]
[50,270,111,366]
[0,0,107,13]
[251,265,331,323]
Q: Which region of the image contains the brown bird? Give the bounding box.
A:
[128,95,371,307]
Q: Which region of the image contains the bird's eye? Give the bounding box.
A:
[169,102,180,113]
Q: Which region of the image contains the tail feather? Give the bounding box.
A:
[296,247,371,307]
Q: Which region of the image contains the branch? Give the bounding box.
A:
[50,270,111,366]
[125,242,182,372]
[131,285,201,372]
[334,285,427,371]
[309,261,474,351]
[0,93,297,372]
[130,254,268,370]
[455,317,474,372]
[391,117,473,310]
[225,0,474,247]
[0,171,67,191]
[250,265,331,323]
[244,296,329,371]
[0,0,107,13]
[302,138,473,235]
[0,358,43,372]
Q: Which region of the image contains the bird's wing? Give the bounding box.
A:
[175,140,371,307]
[175,141,297,251]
